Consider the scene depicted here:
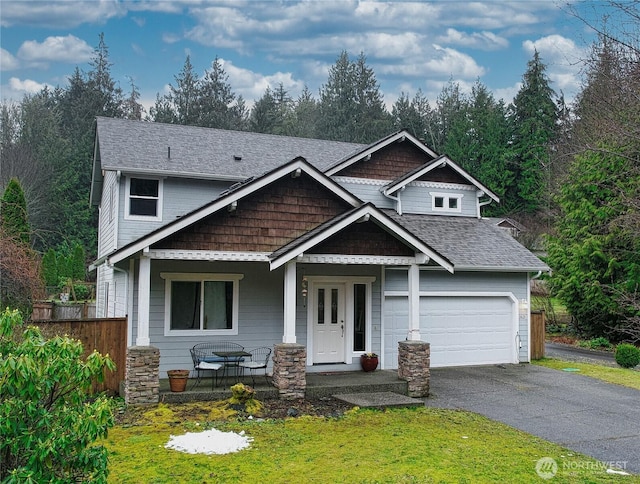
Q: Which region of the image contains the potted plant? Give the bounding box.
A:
[360,352,379,372]
[167,369,190,392]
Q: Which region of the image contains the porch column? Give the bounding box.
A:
[283,260,297,343]
[407,262,421,340]
[136,253,151,346]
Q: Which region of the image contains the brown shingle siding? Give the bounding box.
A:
[308,221,414,256]
[153,173,352,252]
[336,143,431,180]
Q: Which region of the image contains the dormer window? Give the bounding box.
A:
[430,192,463,213]
[125,177,163,221]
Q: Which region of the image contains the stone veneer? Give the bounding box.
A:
[272,343,306,399]
[124,346,160,405]
[398,340,430,397]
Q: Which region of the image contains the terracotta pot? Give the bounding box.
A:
[360,355,379,372]
[167,369,190,392]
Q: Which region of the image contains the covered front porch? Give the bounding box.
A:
[159,369,408,403]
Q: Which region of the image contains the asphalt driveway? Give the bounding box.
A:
[424,364,640,474]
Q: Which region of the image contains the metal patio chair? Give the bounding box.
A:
[239,346,272,386]
[190,344,225,389]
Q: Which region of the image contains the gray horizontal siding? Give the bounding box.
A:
[117,176,232,247]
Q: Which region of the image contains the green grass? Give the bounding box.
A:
[533,357,640,390]
[104,405,635,483]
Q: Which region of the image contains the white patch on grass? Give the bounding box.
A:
[165,429,253,455]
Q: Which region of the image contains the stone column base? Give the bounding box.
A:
[124,346,160,405]
[272,343,306,399]
[398,340,430,397]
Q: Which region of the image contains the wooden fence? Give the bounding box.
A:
[530,310,546,360]
[30,318,127,395]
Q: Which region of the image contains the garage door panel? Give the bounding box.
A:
[421,296,515,368]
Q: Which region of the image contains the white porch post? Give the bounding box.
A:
[283,260,297,343]
[407,262,421,341]
[136,253,151,346]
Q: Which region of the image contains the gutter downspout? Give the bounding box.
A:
[477,190,492,218]
[383,186,405,215]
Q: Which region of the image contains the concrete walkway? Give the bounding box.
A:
[424,364,640,474]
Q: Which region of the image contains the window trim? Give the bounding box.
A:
[161,272,243,336]
[430,192,463,213]
[124,176,163,221]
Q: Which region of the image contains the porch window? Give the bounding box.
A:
[125,177,163,221]
[353,284,366,352]
[161,273,243,336]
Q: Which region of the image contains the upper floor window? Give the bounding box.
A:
[125,177,162,221]
[430,192,463,213]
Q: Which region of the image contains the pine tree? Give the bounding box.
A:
[509,51,557,213]
[318,51,391,143]
[1,178,30,245]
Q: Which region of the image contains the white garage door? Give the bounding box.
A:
[421,296,516,368]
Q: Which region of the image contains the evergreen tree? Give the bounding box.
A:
[546,148,639,340]
[250,86,278,133]
[198,57,245,129]
[318,51,391,143]
[1,178,30,245]
[170,55,200,125]
[391,89,434,143]
[289,86,319,139]
[466,82,513,213]
[509,51,557,213]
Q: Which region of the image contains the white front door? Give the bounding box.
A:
[313,284,346,363]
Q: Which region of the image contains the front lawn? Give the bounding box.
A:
[533,357,640,390]
[104,404,630,483]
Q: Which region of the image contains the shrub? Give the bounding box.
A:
[579,337,612,350]
[615,343,640,369]
[0,308,115,482]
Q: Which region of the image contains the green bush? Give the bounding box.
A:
[579,337,612,350]
[0,308,115,482]
[615,343,640,369]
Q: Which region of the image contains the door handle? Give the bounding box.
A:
[341,323,344,337]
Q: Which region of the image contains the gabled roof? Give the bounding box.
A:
[324,130,438,176]
[102,157,362,266]
[269,203,453,272]
[91,117,365,203]
[95,117,365,178]
[384,211,548,272]
[382,155,500,203]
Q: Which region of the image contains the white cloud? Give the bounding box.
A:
[437,28,509,51]
[1,48,19,71]
[218,58,304,105]
[8,77,51,95]
[0,0,124,28]
[494,82,522,104]
[162,33,181,44]
[381,44,485,79]
[17,35,93,67]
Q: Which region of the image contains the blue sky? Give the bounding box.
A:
[0,1,608,114]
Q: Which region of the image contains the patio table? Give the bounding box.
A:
[213,350,251,382]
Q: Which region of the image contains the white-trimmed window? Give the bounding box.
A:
[161,273,243,336]
[125,177,163,220]
[430,192,463,213]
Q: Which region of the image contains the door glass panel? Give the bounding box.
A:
[353,284,366,351]
[331,288,338,324]
[317,289,325,324]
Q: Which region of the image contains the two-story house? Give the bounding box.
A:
[90,117,547,387]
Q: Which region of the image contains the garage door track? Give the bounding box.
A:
[424,364,640,474]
